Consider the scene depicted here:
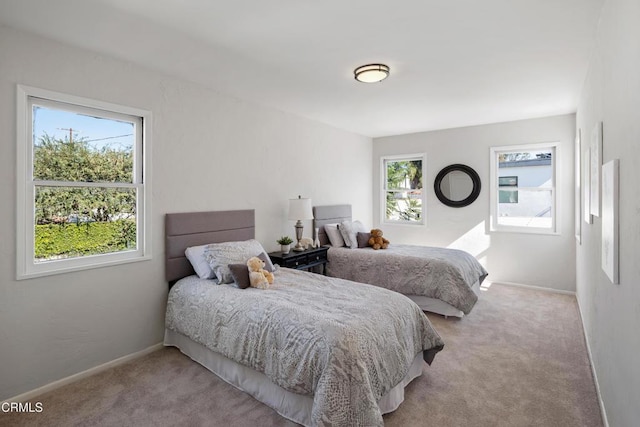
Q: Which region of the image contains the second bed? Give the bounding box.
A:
[313,204,488,317]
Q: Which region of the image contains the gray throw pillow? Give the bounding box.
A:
[257,252,275,272]
[356,232,371,248]
[228,264,250,289]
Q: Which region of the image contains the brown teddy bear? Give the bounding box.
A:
[368,229,389,250]
[247,256,274,289]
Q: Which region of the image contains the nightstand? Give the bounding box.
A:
[268,246,329,275]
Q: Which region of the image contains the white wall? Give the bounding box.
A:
[575,0,640,424]
[373,115,576,291]
[0,25,372,400]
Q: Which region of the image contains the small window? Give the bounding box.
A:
[499,176,518,203]
[490,143,558,234]
[381,155,425,225]
[17,86,152,279]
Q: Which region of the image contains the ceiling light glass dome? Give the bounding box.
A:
[354,64,390,83]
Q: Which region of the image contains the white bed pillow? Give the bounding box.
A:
[323,223,345,247]
[185,245,217,279]
[204,239,267,284]
[339,220,367,249]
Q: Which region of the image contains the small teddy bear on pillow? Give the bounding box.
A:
[368,229,390,250]
[247,256,275,289]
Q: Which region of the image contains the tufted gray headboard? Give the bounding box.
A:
[165,210,255,284]
[312,204,352,246]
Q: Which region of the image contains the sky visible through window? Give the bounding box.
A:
[33,106,134,152]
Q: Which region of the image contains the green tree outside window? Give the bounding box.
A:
[384,159,423,222]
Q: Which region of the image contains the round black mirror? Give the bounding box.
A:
[434,164,481,208]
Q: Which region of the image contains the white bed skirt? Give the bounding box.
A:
[408,278,482,318]
[164,329,425,426]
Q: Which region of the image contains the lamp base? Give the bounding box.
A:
[294,220,305,251]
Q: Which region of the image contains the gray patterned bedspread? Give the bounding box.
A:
[326,245,488,314]
[165,269,444,427]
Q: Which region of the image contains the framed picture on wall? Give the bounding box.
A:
[583,147,593,224]
[602,159,619,284]
[590,122,603,217]
[575,129,582,243]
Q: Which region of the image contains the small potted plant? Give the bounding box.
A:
[277,236,293,254]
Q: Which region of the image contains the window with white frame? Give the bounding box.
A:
[381,154,425,224]
[489,143,557,234]
[16,86,151,279]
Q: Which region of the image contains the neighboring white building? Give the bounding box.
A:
[497,155,552,227]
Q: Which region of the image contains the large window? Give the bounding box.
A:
[489,143,557,234]
[17,86,151,279]
[381,154,425,225]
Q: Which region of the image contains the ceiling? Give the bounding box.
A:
[0,0,604,138]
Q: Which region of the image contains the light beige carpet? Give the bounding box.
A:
[1,283,603,427]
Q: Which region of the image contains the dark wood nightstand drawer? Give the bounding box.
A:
[268,246,329,275]
[283,255,307,268]
[309,252,327,263]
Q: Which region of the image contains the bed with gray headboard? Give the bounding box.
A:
[313,204,488,318]
[165,209,255,284]
[163,209,444,426]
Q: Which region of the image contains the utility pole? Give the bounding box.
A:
[57,127,78,143]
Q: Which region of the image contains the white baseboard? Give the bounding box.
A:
[4,342,164,403]
[576,299,609,427]
[485,280,576,295]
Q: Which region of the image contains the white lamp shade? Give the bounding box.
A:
[288,197,313,220]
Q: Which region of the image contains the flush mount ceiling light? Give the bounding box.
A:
[354,63,390,83]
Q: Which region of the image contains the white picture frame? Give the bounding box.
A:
[589,122,602,217]
[583,148,593,224]
[575,129,582,243]
[602,159,619,284]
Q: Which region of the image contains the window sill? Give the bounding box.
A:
[17,253,151,280]
[382,220,426,227]
[489,227,559,236]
